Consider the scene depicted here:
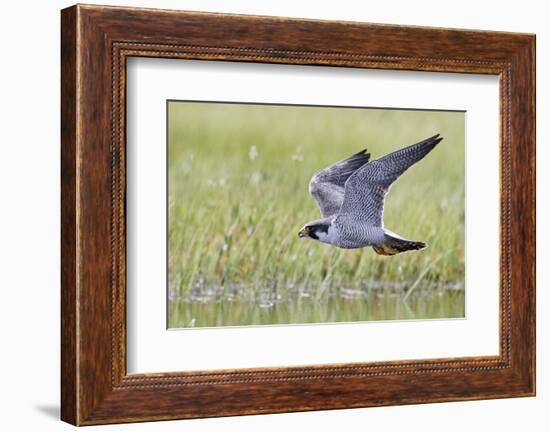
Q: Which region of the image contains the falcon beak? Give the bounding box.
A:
[298,227,308,238]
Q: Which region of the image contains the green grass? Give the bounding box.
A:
[167,102,465,328]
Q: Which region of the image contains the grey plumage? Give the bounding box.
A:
[339,134,442,226]
[309,149,371,217]
[298,134,443,255]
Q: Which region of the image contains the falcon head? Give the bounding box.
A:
[298,219,335,244]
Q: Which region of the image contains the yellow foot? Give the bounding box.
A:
[372,244,401,256]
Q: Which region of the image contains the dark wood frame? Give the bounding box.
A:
[61,4,535,426]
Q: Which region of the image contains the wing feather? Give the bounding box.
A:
[339,134,443,226]
[309,149,370,217]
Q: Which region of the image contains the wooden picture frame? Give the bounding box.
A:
[61,4,535,425]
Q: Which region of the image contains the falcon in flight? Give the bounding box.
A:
[297,134,443,255]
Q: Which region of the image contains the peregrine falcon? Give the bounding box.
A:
[298,134,443,255]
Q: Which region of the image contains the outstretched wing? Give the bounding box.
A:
[309,149,371,217]
[339,134,443,226]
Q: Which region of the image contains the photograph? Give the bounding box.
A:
[167,101,465,329]
[46,1,536,427]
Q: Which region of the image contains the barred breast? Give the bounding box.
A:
[333,215,385,249]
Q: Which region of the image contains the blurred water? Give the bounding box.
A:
[168,280,465,328]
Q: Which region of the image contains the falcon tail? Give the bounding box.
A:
[373,231,426,256]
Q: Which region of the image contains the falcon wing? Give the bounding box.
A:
[339,134,443,226]
[308,149,371,217]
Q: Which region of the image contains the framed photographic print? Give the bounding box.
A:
[61,4,535,425]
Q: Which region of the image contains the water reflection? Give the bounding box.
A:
[168,280,465,329]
